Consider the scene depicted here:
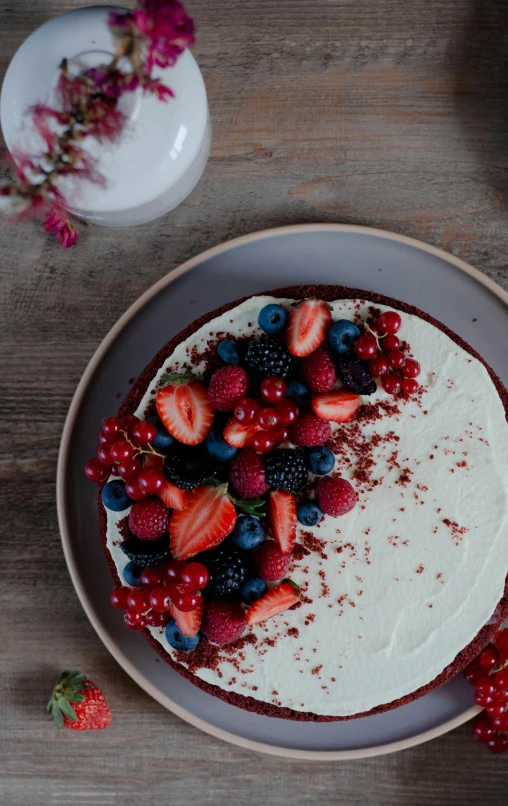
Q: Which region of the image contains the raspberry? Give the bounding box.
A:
[201,600,247,645]
[208,366,249,412]
[253,541,291,581]
[291,411,331,447]
[228,449,270,499]
[128,498,169,540]
[300,347,337,393]
[316,477,357,516]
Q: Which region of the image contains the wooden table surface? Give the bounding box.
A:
[2,0,508,803]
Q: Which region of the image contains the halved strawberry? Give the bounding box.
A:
[268,490,297,555]
[156,379,213,446]
[169,484,237,559]
[169,596,204,637]
[287,299,332,357]
[311,390,361,423]
[158,480,186,511]
[223,418,261,448]
[246,580,300,626]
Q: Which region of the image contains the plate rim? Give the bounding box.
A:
[57,222,504,759]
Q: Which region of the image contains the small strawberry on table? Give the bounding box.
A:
[48,671,111,730]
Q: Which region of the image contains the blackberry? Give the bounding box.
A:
[264,449,308,492]
[336,355,377,395]
[198,543,247,597]
[120,537,170,567]
[244,336,295,379]
[164,444,219,490]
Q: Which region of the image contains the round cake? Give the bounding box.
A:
[90,285,508,720]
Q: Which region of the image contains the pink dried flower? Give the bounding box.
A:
[133,0,195,71]
[44,208,78,249]
[142,77,175,101]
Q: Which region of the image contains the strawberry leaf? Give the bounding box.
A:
[159,371,200,387]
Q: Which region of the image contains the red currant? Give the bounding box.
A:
[145,610,169,627]
[102,416,122,436]
[132,421,157,446]
[84,458,109,482]
[402,359,421,378]
[124,476,149,501]
[172,586,200,612]
[273,426,290,444]
[472,715,496,742]
[110,464,119,476]
[354,335,378,360]
[487,702,507,718]
[110,586,130,609]
[121,415,140,435]
[480,647,499,670]
[250,431,275,453]
[495,629,508,652]
[464,661,489,687]
[382,334,400,352]
[138,467,165,494]
[475,686,494,708]
[97,442,114,465]
[162,560,187,583]
[492,688,508,703]
[140,567,165,589]
[494,669,508,691]
[369,355,389,377]
[124,609,147,631]
[181,562,209,591]
[110,440,135,463]
[377,311,401,335]
[258,407,280,430]
[401,378,419,395]
[260,376,287,404]
[387,350,406,370]
[487,734,508,753]
[117,456,142,480]
[490,713,508,730]
[275,399,299,426]
[98,428,115,444]
[127,588,150,613]
[381,374,401,395]
[149,586,173,613]
[233,397,260,425]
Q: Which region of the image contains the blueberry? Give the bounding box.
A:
[218,339,241,365]
[286,381,310,409]
[165,619,200,652]
[328,320,361,355]
[232,515,265,550]
[206,428,238,462]
[101,479,131,511]
[146,415,174,449]
[258,303,288,335]
[240,577,268,605]
[123,561,142,587]
[306,446,335,475]
[298,501,323,527]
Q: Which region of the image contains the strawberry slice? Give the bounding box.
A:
[311,390,361,423]
[169,484,237,559]
[169,596,204,637]
[246,580,300,626]
[268,490,297,555]
[223,418,262,448]
[287,299,332,357]
[158,480,186,511]
[156,379,213,446]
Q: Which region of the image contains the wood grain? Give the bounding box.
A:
[2,0,508,803]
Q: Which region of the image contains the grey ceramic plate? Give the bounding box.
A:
[57,224,508,759]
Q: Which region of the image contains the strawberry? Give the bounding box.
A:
[311,390,361,423]
[156,378,213,446]
[208,365,249,412]
[268,490,297,554]
[287,299,332,357]
[253,541,291,581]
[169,484,237,559]
[48,671,111,730]
[300,347,337,392]
[223,417,261,448]
[169,596,204,637]
[246,580,300,626]
[158,480,186,511]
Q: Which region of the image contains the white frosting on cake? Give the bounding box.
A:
[105,296,508,716]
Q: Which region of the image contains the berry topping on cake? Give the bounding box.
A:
[223,418,262,448]
[316,477,357,516]
[250,430,276,453]
[120,537,170,567]
[228,449,270,499]
[206,427,239,461]
[354,334,378,360]
[157,480,186,511]
[327,319,361,354]
[156,377,213,445]
[287,298,332,357]
[336,355,377,395]
[246,580,301,626]
[264,449,307,492]
[291,411,331,446]
[300,347,337,392]
[244,336,295,378]
[169,596,204,637]
[377,310,402,334]
[208,365,249,411]
[240,577,268,605]
[233,396,260,424]
[268,490,297,554]
[198,543,247,597]
[164,444,219,491]
[101,479,131,511]
[165,619,201,652]
[146,415,174,449]
[253,541,291,581]
[231,514,265,550]
[311,389,362,423]
[128,498,169,540]
[201,600,247,645]
[305,446,335,475]
[298,501,323,526]
[258,303,288,334]
[260,376,287,403]
[181,562,210,591]
[123,561,142,587]
[217,339,241,365]
[169,484,237,559]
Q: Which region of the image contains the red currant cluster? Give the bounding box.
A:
[84,415,166,499]
[233,376,299,454]
[110,560,208,631]
[353,311,421,395]
[465,629,508,753]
